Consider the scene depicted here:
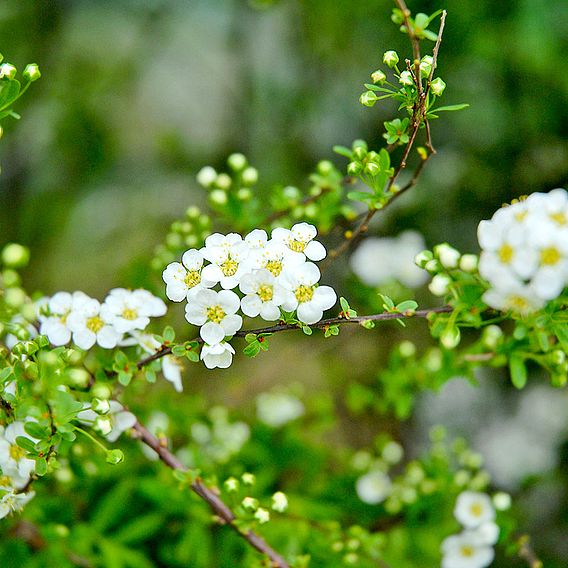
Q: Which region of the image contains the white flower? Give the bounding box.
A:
[383,50,399,67]
[40,291,90,346]
[468,522,500,546]
[280,262,337,324]
[0,423,37,483]
[77,401,136,443]
[254,508,270,524]
[272,222,326,262]
[201,233,250,289]
[256,392,305,427]
[185,289,242,344]
[429,274,452,296]
[350,231,428,288]
[239,269,287,321]
[271,491,288,512]
[66,295,122,350]
[103,288,166,334]
[355,471,392,505]
[454,491,495,529]
[482,282,545,315]
[196,166,217,187]
[248,240,304,279]
[244,229,269,251]
[441,532,494,568]
[162,249,214,302]
[0,489,35,520]
[525,187,568,227]
[201,341,235,369]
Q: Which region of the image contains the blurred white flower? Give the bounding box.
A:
[256,392,305,427]
[0,489,35,520]
[355,470,392,505]
[454,491,495,529]
[350,231,428,288]
[441,531,494,568]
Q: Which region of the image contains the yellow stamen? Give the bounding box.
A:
[86,316,104,333]
[121,308,138,320]
[288,239,306,253]
[295,284,314,303]
[207,305,226,324]
[550,212,567,225]
[220,258,238,277]
[470,503,483,517]
[264,260,283,276]
[507,295,530,312]
[258,284,273,302]
[498,244,514,264]
[460,545,475,558]
[9,444,26,460]
[541,247,561,266]
[185,270,201,288]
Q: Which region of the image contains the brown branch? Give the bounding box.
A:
[517,535,543,568]
[132,420,290,568]
[326,6,447,263]
[135,305,452,369]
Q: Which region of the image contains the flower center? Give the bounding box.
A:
[258,284,273,302]
[0,475,12,487]
[9,444,26,461]
[86,316,104,333]
[514,210,527,222]
[541,247,561,266]
[460,545,475,558]
[121,308,138,321]
[507,295,530,312]
[185,270,201,288]
[221,257,238,277]
[207,305,226,324]
[550,212,567,225]
[470,503,483,517]
[288,239,306,253]
[264,260,283,276]
[498,244,514,264]
[295,284,314,303]
[59,311,69,325]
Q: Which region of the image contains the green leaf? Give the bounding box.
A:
[171,344,187,357]
[163,326,175,343]
[332,145,352,158]
[509,354,528,389]
[379,294,395,310]
[15,436,36,453]
[340,297,350,313]
[24,422,51,440]
[245,333,258,343]
[35,457,47,476]
[302,325,313,336]
[118,371,132,387]
[243,342,261,357]
[0,79,21,111]
[106,449,125,465]
[396,300,418,313]
[430,104,470,112]
[553,323,568,351]
[145,368,156,383]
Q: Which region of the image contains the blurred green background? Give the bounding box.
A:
[1,0,568,566]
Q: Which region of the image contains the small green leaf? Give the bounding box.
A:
[340,297,350,312]
[243,342,261,357]
[171,344,187,357]
[106,449,125,465]
[245,333,258,343]
[145,368,156,383]
[509,354,528,389]
[360,320,375,329]
[35,457,48,476]
[24,422,51,440]
[332,145,353,158]
[302,326,312,336]
[118,371,132,387]
[163,326,175,343]
[396,300,418,313]
[430,104,470,112]
[379,294,395,310]
[15,436,36,453]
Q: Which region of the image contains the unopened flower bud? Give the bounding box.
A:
[441,326,461,349]
[2,243,30,268]
[352,140,367,160]
[271,491,288,512]
[227,152,247,171]
[347,161,363,176]
[459,254,478,273]
[399,71,413,86]
[434,243,460,269]
[414,250,433,268]
[237,188,252,201]
[398,340,416,358]
[371,69,386,84]
[4,287,26,308]
[430,77,446,96]
[424,259,441,273]
[419,55,433,77]
[209,189,228,206]
[360,90,378,107]
[91,398,111,415]
[91,383,112,399]
[317,160,333,175]
[383,50,399,68]
[242,472,256,485]
[365,161,380,176]
[493,492,511,511]
[429,274,451,296]
[68,368,91,388]
[254,508,270,524]
[23,63,41,82]
[0,63,17,79]
[196,166,217,187]
[95,416,113,437]
[241,166,258,186]
[241,496,258,511]
[224,477,239,492]
[482,325,503,349]
[215,173,232,190]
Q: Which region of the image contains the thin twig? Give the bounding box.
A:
[517,535,543,568]
[132,420,291,568]
[135,305,452,369]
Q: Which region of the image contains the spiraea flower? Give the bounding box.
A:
[0,489,35,520]
[239,269,287,321]
[103,288,166,333]
[0,422,37,482]
[454,491,495,529]
[162,249,214,301]
[77,401,136,443]
[256,392,305,427]
[39,291,90,346]
[66,295,122,350]
[280,262,336,324]
[478,189,568,313]
[441,531,494,568]
[185,289,242,344]
[201,233,250,289]
[248,240,304,279]
[272,222,326,262]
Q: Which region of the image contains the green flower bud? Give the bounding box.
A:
[4,287,27,308]
[482,325,503,350]
[2,269,21,287]
[440,326,461,349]
[196,166,217,188]
[429,274,451,296]
[430,77,446,96]
[241,496,258,511]
[434,243,460,269]
[347,161,363,176]
[459,254,479,273]
[185,206,201,219]
[371,69,386,84]
[227,152,247,171]
[360,90,378,107]
[237,188,252,201]
[317,160,334,175]
[493,492,512,511]
[68,368,91,388]
[364,161,380,176]
[383,50,399,68]
[92,398,111,415]
[224,477,239,492]
[215,173,232,190]
[95,416,113,437]
[414,250,433,268]
[398,340,416,358]
[91,383,112,399]
[106,449,124,465]
[1,243,30,268]
[283,185,300,201]
[0,63,17,79]
[23,63,41,82]
[209,189,228,205]
[399,71,413,86]
[241,166,259,186]
[419,55,433,77]
[254,507,270,524]
[424,259,441,273]
[242,472,256,485]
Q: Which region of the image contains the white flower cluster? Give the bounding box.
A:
[0,422,36,519]
[38,289,167,350]
[162,223,337,369]
[350,230,429,288]
[441,491,499,568]
[478,188,568,314]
